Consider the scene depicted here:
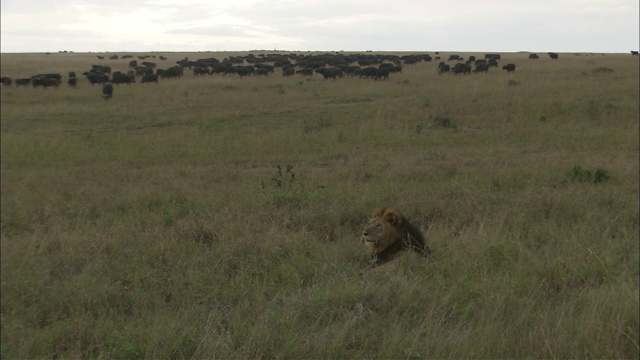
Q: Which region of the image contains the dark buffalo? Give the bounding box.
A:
[485,53,501,60]
[91,65,111,74]
[255,64,274,73]
[32,76,60,88]
[15,78,31,86]
[502,63,516,72]
[631,51,638,56]
[296,68,314,76]
[374,68,389,80]
[141,61,156,68]
[448,54,462,61]
[33,73,62,82]
[193,66,210,76]
[68,77,77,87]
[360,66,378,78]
[344,65,362,76]
[282,67,295,76]
[159,56,168,60]
[141,74,158,84]
[235,66,254,78]
[111,71,134,85]
[315,67,343,79]
[438,63,450,74]
[529,53,539,59]
[102,82,113,99]
[84,71,109,85]
[473,63,490,73]
[128,60,138,68]
[255,68,269,77]
[1,77,12,86]
[451,63,471,75]
[68,71,76,78]
[548,52,559,60]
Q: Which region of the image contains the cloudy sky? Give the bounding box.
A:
[1,0,638,53]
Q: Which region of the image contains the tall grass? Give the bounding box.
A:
[1,51,638,358]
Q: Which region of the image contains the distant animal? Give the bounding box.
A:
[102,82,113,99]
[631,51,639,56]
[438,63,450,74]
[529,53,539,59]
[140,73,158,84]
[282,67,295,76]
[68,77,77,87]
[15,78,31,86]
[502,63,516,72]
[474,63,490,73]
[548,52,559,60]
[1,77,12,86]
[362,208,431,264]
[451,63,471,75]
[32,76,60,88]
[295,68,314,76]
[315,67,343,79]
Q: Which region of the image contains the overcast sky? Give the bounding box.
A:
[1,0,638,53]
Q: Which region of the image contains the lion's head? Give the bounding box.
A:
[362,208,404,257]
[362,207,430,262]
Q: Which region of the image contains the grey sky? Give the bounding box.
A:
[1,0,638,53]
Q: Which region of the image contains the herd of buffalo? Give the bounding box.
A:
[1,51,636,99]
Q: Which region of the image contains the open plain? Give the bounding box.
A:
[1,51,639,358]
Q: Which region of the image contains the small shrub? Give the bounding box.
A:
[570,165,611,184]
[592,67,614,73]
[260,164,325,207]
[302,114,331,134]
[430,116,457,130]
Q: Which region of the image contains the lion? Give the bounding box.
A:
[362,207,431,264]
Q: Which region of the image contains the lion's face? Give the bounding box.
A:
[362,208,402,257]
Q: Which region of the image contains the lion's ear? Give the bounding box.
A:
[383,210,398,225]
[371,208,384,218]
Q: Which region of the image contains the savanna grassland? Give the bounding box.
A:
[1,51,638,359]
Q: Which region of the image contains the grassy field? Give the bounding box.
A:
[1,51,639,359]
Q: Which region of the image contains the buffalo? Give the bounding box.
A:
[102,82,113,99]
[437,63,450,74]
[68,77,77,87]
[473,63,490,73]
[84,71,109,85]
[296,68,314,76]
[91,65,111,74]
[502,63,516,72]
[631,51,638,56]
[1,77,12,86]
[548,52,559,60]
[374,68,389,80]
[529,53,539,59]
[32,76,60,88]
[193,66,210,76]
[15,78,31,86]
[255,68,270,77]
[360,66,378,78]
[315,67,343,79]
[282,67,295,76]
[111,71,134,85]
[141,74,158,84]
[451,63,471,75]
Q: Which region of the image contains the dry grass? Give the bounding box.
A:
[1,50,639,359]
